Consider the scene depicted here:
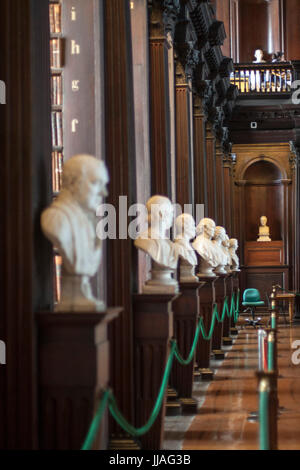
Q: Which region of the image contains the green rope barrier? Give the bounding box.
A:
[108,340,176,437]
[174,318,202,365]
[259,390,270,450]
[81,389,110,450]
[199,304,219,340]
[81,291,242,450]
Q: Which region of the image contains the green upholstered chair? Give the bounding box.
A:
[242,288,265,327]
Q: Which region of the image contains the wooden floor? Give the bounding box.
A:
[182,322,300,450]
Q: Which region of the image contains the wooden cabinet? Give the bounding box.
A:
[245,241,284,266]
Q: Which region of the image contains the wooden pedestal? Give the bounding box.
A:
[196,278,216,379]
[212,275,226,357]
[36,309,121,450]
[231,272,240,332]
[133,294,177,450]
[170,282,202,414]
[223,275,233,345]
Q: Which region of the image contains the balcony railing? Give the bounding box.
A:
[230,63,294,95]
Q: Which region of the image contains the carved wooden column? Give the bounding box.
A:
[0,0,53,449]
[223,152,234,236]
[215,141,225,227]
[133,294,177,450]
[196,278,216,380]
[170,282,201,414]
[175,61,194,209]
[193,95,208,216]
[148,0,179,198]
[103,0,136,438]
[212,275,226,359]
[290,140,300,318]
[206,122,217,221]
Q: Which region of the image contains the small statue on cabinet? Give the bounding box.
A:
[41,154,109,312]
[192,218,219,278]
[229,238,240,272]
[257,215,271,242]
[134,195,179,294]
[212,226,230,275]
[174,213,198,283]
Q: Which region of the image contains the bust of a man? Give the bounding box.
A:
[134,195,179,293]
[257,216,271,242]
[174,213,198,282]
[229,238,240,272]
[192,218,219,277]
[222,233,232,273]
[253,49,266,63]
[212,226,230,275]
[41,154,109,312]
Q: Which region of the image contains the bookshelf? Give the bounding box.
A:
[49,0,63,303]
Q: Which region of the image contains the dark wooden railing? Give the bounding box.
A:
[231,62,294,95]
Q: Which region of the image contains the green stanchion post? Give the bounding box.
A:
[259,378,270,450]
[268,332,275,371]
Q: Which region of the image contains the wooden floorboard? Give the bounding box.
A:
[182,323,300,450]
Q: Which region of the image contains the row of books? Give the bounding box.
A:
[51,74,63,107]
[51,111,63,148]
[50,38,63,69]
[49,3,62,34]
[52,151,63,193]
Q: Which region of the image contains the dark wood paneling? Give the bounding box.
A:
[0,0,53,449]
[239,0,269,62]
[284,0,300,60]
[244,184,284,241]
[241,266,289,301]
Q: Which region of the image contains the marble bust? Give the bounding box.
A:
[212,226,230,275]
[229,238,240,272]
[253,49,266,63]
[222,233,232,273]
[192,218,219,278]
[257,216,271,242]
[174,213,198,283]
[134,195,179,294]
[41,154,109,312]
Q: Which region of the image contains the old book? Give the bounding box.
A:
[54,3,62,34]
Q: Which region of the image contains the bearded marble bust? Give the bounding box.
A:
[212,226,230,275]
[229,238,240,272]
[134,195,179,293]
[192,218,219,277]
[174,213,198,282]
[41,154,109,312]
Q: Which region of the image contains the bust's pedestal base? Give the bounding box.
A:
[133,293,177,450]
[196,277,216,379]
[212,274,227,352]
[170,282,201,414]
[36,309,121,450]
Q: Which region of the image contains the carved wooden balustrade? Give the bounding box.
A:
[231,63,295,95]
